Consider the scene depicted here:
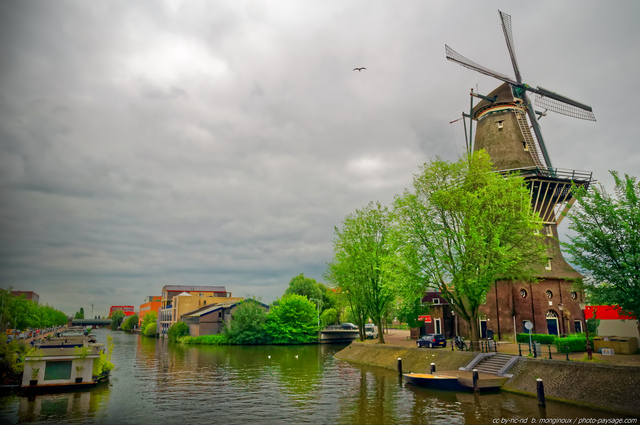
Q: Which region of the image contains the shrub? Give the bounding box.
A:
[121,314,139,331]
[265,294,318,344]
[555,336,595,353]
[167,322,189,342]
[225,298,268,345]
[320,308,338,328]
[142,322,157,337]
[516,333,556,344]
[181,334,229,345]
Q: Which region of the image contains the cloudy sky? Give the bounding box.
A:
[1,1,638,317]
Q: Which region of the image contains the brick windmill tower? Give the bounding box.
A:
[445,11,596,339]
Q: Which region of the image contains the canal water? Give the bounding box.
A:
[0,329,630,424]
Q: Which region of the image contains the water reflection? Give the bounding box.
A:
[0,330,632,425]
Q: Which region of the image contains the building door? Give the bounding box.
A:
[435,318,442,335]
[546,310,559,336]
[479,320,487,339]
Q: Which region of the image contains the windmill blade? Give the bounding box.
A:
[445,45,517,85]
[529,86,596,121]
[499,10,523,84]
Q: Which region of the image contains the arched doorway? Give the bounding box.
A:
[546,310,559,336]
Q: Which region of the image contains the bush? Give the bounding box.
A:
[142,322,157,337]
[320,308,338,328]
[121,314,139,331]
[181,334,229,345]
[265,294,318,344]
[516,333,556,344]
[225,299,268,345]
[555,336,595,353]
[167,322,189,342]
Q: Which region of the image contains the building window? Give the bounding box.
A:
[546,290,553,299]
[574,320,583,333]
[44,361,72,381]
[571,292,577,300]
[545,259,552,271]
[433,298,440,305]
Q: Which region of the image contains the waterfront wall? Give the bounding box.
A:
[502,358,640,417]
[335,342,640,417]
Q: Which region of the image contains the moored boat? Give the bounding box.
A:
[403,373,464,391]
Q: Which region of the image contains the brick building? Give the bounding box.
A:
[11,291,39,304]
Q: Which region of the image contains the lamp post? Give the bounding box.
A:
[579,301,592,360]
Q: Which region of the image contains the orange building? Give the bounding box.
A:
[139,296,162,327]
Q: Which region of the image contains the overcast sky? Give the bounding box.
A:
[1,1,638,317]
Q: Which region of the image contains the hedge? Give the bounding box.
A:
[516,333,556,344]
[555,336,594,353]
[181,334,229,345]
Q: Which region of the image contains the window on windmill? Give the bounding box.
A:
[546,259,552,271]
[522,142,529,151]
[546,225,553,236]
[496,120,504,130]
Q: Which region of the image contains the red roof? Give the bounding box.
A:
[585,305,636,320]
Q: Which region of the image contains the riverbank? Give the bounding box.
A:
[336,331,640,417]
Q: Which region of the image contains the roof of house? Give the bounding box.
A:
[182,299,269,318]
[26,346,101,359]
[162,285,227,293]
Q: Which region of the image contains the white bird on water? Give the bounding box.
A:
[268,356,271,359]
[295,355,298,359]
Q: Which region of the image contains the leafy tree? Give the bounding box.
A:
[326,201,396,343]
[284,274,323,302]
[396,298,431,329]
[74,307,85,320]
[141,311,157,330]
[392,152,546,349]
[121,314,139,331]
[563,171,640,336]
[319,308,338,327]
[0,289,67,330]
[224,298,268,344]
[265,294,318,344]
[110,310,125,330]
[167,321,189,342]
[142,323,157,337]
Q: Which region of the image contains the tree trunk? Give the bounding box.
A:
[377,319,385,344]
[469,318,479,352]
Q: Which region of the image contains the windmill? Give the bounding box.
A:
[445,10,595,226]
[445,10,597,338]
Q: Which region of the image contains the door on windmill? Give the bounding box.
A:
[546,310,559,336]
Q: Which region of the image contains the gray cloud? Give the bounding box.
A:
[1,0,638,315]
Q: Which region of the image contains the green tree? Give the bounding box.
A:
[224,298,268,344]
[319,308,338,327]
[74,307,85,320]
[110,310,125,330]
[392,152,546,349]
[121,314,139,331]
[396,298,431,329]
[141,311,157,330]
[265,294,318,344]
[142,323,157,337]
[563,171,640,336]
[284,274,323,302]
[167,321,189,342]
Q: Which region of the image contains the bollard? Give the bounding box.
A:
[451,340,454,351]
[548,345,552,360]
[533,343,537,358]
[495,340,498,353]
[537,378,546,407]
[518,343,522,357]
[430,363,436,374]
[472,369,479,392]
[564,346,570,361]
[397,358,402,375]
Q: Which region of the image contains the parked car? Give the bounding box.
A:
[340,323,357,330]
[416,334,447,348]
[365,324,379,339]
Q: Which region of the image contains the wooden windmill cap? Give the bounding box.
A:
[473,83,521,120]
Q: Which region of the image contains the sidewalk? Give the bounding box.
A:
[364,329,640,367]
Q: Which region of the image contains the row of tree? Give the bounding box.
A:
[325,152,640,344]
[0,289,68,331]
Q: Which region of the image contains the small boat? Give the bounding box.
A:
[403,373,464,391]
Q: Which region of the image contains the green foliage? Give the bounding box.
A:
[285,274,323,302]
[181,334,229,345]
[0,288,68,330]
[265,294,318,344]
[0,339,28,375]
[167,321,189,342]
[224,298,269,345]
[142,322,157,337]
[74,307,85,319]
[92,351,115,376]
[141,311,157,330]
[319,308,338,327]
[396,299,431,329]
[587,317,600,336]
[391,151,547,343]
[326,201,396,342]
[110,310,125,330]
[564,171,640,323]
[121,314,139,331]
[555,336,594,353]
[516,333,556,344]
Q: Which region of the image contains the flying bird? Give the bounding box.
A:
[353,67,366,72]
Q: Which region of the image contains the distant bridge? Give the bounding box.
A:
[319,329,359,344]
[70,319,112,326]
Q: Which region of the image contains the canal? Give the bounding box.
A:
[0,329,630,424]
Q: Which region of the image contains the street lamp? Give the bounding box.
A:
[579,301,593,360]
